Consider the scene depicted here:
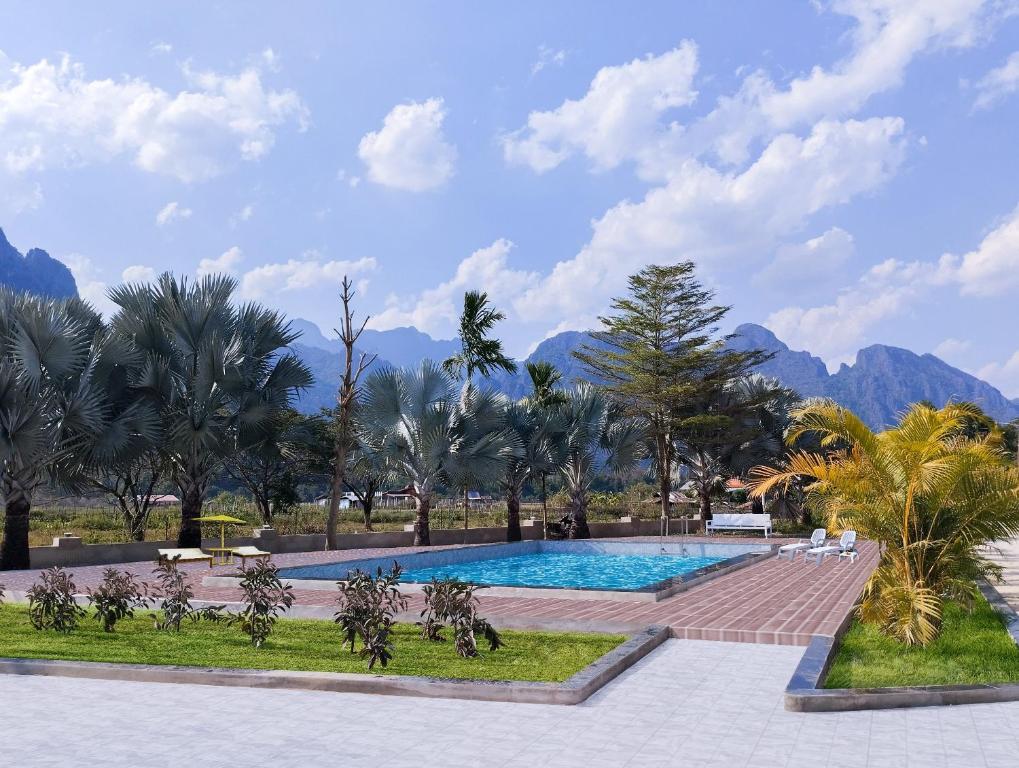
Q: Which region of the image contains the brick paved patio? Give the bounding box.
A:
[1,535,876,645]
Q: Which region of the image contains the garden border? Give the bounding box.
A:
[785,580,1019,712]
[0,623,668,705]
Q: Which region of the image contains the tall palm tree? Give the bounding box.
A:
[442,290,517,522]
[442,290,517,382]
[360,361,514,546]
[0,289,151,569]
[557,384,648,538]
[750,401,1019,646]
[109,274,312,548]
[499,400,565,541]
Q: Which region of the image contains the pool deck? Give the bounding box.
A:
[0,535,876,646]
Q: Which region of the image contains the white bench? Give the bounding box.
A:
[705,513,772,537]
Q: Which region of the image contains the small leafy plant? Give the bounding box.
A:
[334,563,407,669]
[419,578,504,658]
[229,560,294,648]
[86,568,149,632]
[151,559,224,631]
[27,567,86,632]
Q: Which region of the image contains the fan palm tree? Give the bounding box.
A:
[499,400,566,541]
[557,384,648,538]
[109,274,312,548]
[0,289,154,569]
[525,361,568,531]
[361,361,512,545]
[750,401,1019,646]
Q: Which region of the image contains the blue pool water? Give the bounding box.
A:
[400,552,725,591]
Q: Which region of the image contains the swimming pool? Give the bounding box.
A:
[275,540,774,599]
[401,552,725,591]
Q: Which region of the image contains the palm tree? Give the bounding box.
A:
[109,274,312,548]
[557,384,648,538]
[0,290,151,569]
[750,401,1019,646]
[361,361,512,545]
[499,400,565,541]
[443,386,519,536]
[343,430,392,532]
[442,290,517,522]
[525,361,568,532]
[442,290,517,382]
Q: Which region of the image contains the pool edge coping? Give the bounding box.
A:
[784,579,1019,712]
[0,623,669,706]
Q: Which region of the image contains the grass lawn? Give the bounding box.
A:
[0,605,624,682]
[825,594,1019,689]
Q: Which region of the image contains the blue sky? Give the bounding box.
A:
[2,1,1019,393]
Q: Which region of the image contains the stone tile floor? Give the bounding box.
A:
[2,637,1015,767]
[0,536,878,644]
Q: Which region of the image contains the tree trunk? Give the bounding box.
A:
[255,495,273,526]
[506,489,521,542]
[177,482,204,548]
[750,495,764,515]
[414,493,432,546]
[463,487,469,531]
[699,487,712,523]
[658,460,672,522]
[541,474,548,540]
[326,434,348,550]
[567,487,591,539]
[362,498,374,532]
[0,493,31,570]
[129,513,146,542]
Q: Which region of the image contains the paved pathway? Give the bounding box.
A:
[1,536,877,644]
[986,539,1019,609]
[2,637,1015,768]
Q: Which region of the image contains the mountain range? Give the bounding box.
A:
[292,320,1019,428]
[0,228,77,300]
[0,228,1015,428]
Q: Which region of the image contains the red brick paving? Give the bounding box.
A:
[0,536,876,646]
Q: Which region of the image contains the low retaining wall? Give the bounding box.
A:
[0,624,669,705]
[785,581,1019,712]
[25,516,703,569]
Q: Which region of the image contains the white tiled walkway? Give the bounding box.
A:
[2,639,1016,767]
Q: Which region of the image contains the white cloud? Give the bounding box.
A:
[977,351,1019,398]
[941,204,1019,295]
[504,41,699,175]
[762,203,1019,367]
[261,48,281,72]
[973,50,1019,109]
[371,239,538,336]
[197,246,244,278]
[531,45,567,76]
[515,117,906,329]
[754,227,855,290]
[155,201,192,227]
[121,264,156,283]
[357,98,457,191]
[933,337,972,361]
[150,42,173,56]
[230,204,254,227]
[240,251,377,299]
[59,253,116,316]
[0,53,308,184]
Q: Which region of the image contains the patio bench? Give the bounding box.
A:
[705,513,772,537]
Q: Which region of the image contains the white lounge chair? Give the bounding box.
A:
[231,546,271,564]
[157,548,214,567]
[804,531,857,565]
[777,528,826,560]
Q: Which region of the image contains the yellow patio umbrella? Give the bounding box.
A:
[194,514,247,549]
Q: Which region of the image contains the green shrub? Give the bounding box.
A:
[151,560,224,631]
[229,561,294,648]
[418,578,503,658]
[334,563,407,669]
[27,567,86,632]
[86,568,148,632]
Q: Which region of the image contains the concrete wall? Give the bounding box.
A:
[26,515,703,569]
